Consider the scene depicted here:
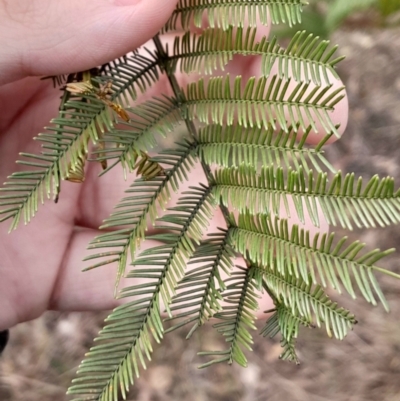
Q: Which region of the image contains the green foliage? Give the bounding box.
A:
[198,265,259,368]
[84,142,198,292]
[212,165,400,229]
[379,0,400,16]
[261,264,357,339]
[164,0,307,31]
[326,0,400,28]
[228,210,397,310]
[261,301,313,363]
[171,27,344,85]
[1,1,399,400]
[321,0,376,32]
[165,230,235,337]
[185,74,345,135]
[197,123,335,173]
[276,0,400,38]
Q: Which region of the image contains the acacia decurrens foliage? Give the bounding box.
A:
[1,1,400,400]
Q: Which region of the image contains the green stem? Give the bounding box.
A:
[152,34,233,225]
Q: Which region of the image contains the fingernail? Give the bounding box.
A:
[112,0,142,5]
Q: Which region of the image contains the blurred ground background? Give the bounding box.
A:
[1,3,400,401]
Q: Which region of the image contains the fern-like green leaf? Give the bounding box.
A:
[197,124,335,173]
[261,301,313,342]
[262,265,356,344]
[0,96,106,230]
[261,294,316,363]
[3,0,398,399]
[212,165,400,229]
[271,29,344,85]
[67,296,163,401]
[260,261,356,340]
[0,53,163,230]
[99,52,161,104]
[68,185,215,401]
[185,75,345,136]
[165,230,235,337]
[171,27,344,85]
[84,142,197,292]
[198,265,259,368]
[164,0,307,31]
[91,97,182,176]
[198,124,335,172]
[279,336,300,363]
[123,184,217,312]
[228,211,399,310]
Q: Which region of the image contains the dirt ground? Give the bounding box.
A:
[1,26,400,401]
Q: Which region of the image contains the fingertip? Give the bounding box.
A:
[78,0,179,65]
[15,0,180,79]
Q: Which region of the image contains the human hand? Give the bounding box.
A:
[0,0,349,331]
[0,0,180,330]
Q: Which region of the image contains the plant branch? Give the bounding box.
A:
[152,34,234,227]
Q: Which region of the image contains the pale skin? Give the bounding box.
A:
[0,0,348,331]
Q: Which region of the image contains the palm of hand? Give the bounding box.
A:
[0,0,181,330]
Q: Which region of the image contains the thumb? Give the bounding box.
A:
[0,0,179,85]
